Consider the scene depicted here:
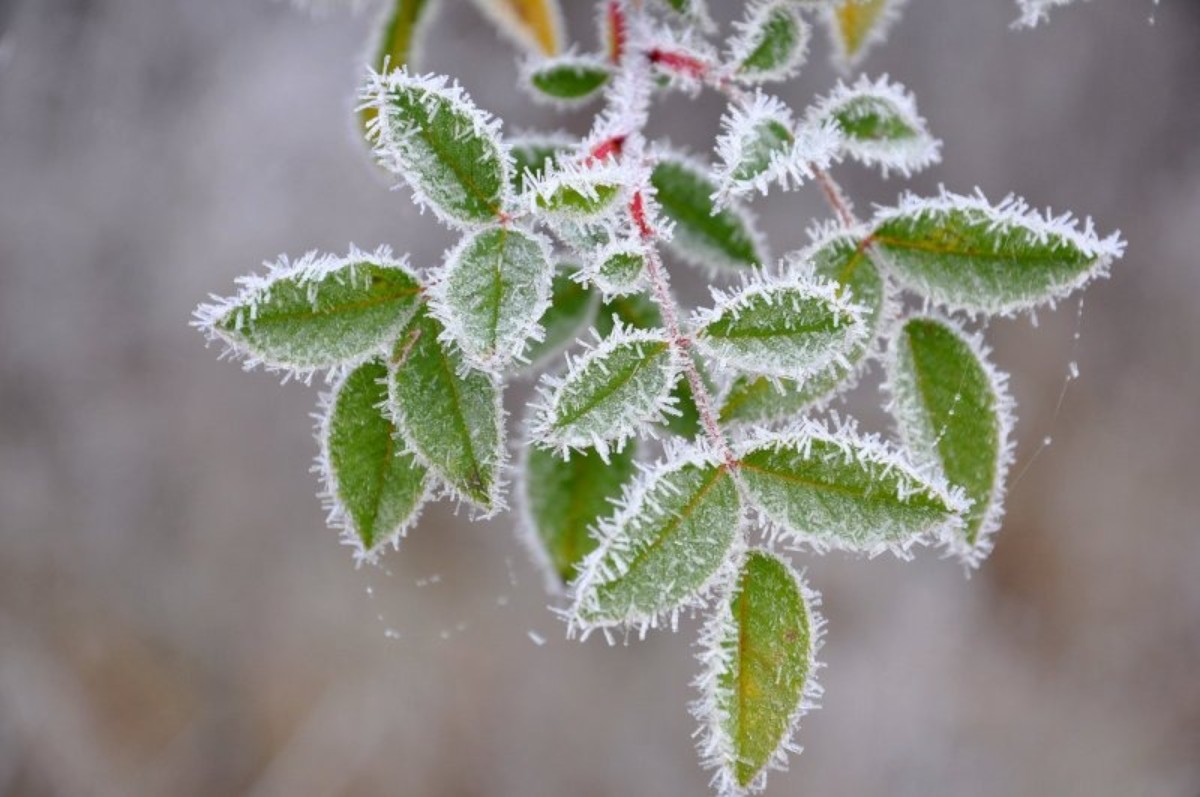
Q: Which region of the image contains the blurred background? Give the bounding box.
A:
[1,0,1197,794]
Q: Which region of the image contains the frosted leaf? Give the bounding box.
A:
[719,227,888,425]
[809,74,940,178]
[518,264,599,373]
[713,92,841,206]
[531,326,681,458]
[870,189,1126,316]
[693,270,867,382]
[467,0,565,56]
[587,240,647,298]
[823,0,907,70]
[368,0,437,73]
[885,315,1016,566]
[429,224,554,370]
[526,159,628,221]
[570,448,742,634]
[651,0,715,32]
[519,440,637,587]
[523,53,612,105]
[318,360,430,564]
[193,247,423,376]
[695,550,822,796]
[387,308,507,513]
[651,150,769,272]
[737,419,969,555]
[361,69,512,227]
[507,131,575,194]
[727,0,811,85]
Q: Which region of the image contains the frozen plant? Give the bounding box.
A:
[193,0,1125,793]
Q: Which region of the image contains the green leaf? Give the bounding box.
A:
[592,244,646,296]
[520,265,598,369]
[526,55,611,102]
[595,292,664,336]
[571,453,742,631]
[694,272,867,382]
[388,309,505,512]
[363,70,510,227]
[714,93,839,203]
[651,154,767,272]
[825,0,902,69]
[195,249,423,373]
[699,550,818,793]
[887,316,1014,562]
[522,442,637,586]
[730,0,810,84]
[357,0,437,135]
[530,162,625,220]
[432,225,553,369]
[811,74,940,177]
[533,328,680,457]
[663,355,714,440]
[737,422,967,552]
[321,360,429,559]
[871,191,1125,315]
[508,134,573,194]
[719,230,886,425]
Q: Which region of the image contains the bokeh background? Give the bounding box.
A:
[1,0,1198,794]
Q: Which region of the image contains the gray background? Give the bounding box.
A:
[1,0,1197,795]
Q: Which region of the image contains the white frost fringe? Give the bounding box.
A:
[713,90,842,207]
[882,312,1018,569]
[807,73,942,178]
[692,552,825,797]
[191,245,416,383]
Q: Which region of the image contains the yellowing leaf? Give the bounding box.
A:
[470,0,564,56]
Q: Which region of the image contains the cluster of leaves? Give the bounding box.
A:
[196,0,1122,794]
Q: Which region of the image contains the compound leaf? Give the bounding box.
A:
[532,327,680,457]
[320,360,429,560]
[694,272,867,382]
[697,550,818,794]
[194,249,423,373]
[871,190,1125,315]
[522,442,637,586]
[388,309,505,512]
[363,70,511,227]
[651,153,767,272]
[431,225,553,369]
[887,316,1014,563]
[571,453,741,631]
[737,421,967,553]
